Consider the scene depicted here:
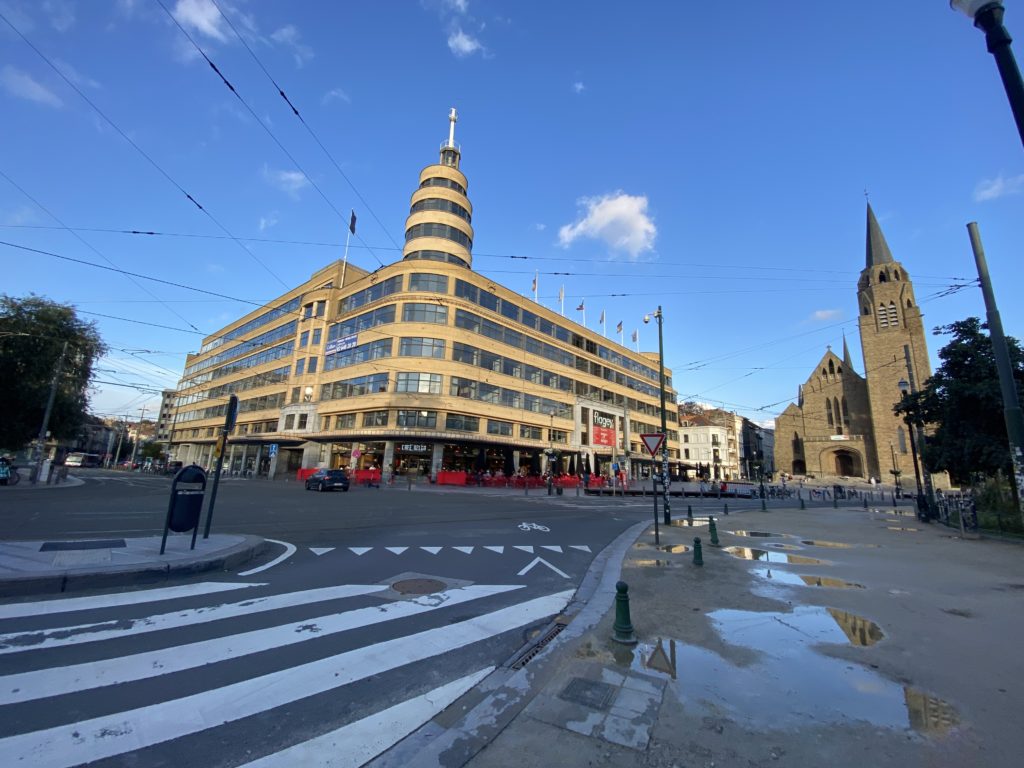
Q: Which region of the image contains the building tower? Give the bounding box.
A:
[856,203,932,480]
[401,107,475,269]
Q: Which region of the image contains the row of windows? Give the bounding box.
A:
[320,373,390,401]
[410,198,471,224]
[299,328,323,348]
[198,297,300,355]
[408,273,449,294]
[328,304,395,341]
[399,337,446,358]
[210,341,294,382]
[403,250,468,266]
[177,391,286,424]
[294,357,318,376]
[184,320,297,377]
[177,365,291,408]
[324,338,392,372]
[452,342,573,392]
[405,222,472,251]
[419,176,466,196]
[340,275,403,314]
[449,375,571,418]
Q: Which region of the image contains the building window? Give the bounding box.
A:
[408,272,450,294]
[299,331,309,348]
[315,300,326,318]
[445,413,479,432]
[419,176,466,195]
[339,276,403,314]
[550,429,568,444]
[295,358,305,376]
[321,373,390,400]
[307,357,318,374]
[312,328,322,346]
[402,303,449,324]
[336,413,355,429]
[404,222,472,250]
[826,399,834,426]
[284,414,295,430]
[399,337,446,358]
[886,302,898,327]
[395,372,442,394]
[297,414,308,430]
[878,304,889,329]
[410,199,472,224]
[397,409,437,428]
[898,427,907,454]
[304,303,314,319]
[683,434,689,443]
[520,425,542,440]
[291,387,301,404]
[363,410,389,427]
[487,420,513,436]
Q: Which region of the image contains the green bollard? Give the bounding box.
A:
[687,504,693,526]
[709,516,720,547]
[611,581,638,645]
[761,496,767,512]
[800,496,806,510]
[693,537,704,566]
[863,496,868,510]
[724,502,729,516]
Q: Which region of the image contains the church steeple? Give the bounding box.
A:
[842,332,854,371]
[865,203,894,268]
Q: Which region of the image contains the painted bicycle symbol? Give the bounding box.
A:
[518,522,550,532]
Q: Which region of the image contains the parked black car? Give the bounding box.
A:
[304,469,350,492]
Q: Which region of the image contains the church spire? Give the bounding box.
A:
[842,332,854,370]
[865,202,894,268]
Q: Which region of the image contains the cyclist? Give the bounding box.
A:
[0,456,11,486]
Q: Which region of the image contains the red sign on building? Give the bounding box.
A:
[592,411,616,447]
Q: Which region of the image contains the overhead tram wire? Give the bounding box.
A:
[156,0,386,269]
[0,168,202,333]
[208,0,403,255]
[0,9,289,289]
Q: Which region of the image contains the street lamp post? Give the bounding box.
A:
[889,442,902,497]
[898,379,929,520]
[952,1,1024,148]
[644,307,671,524]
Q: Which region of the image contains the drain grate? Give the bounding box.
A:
[509,621,566,669]
[558,677,616,710]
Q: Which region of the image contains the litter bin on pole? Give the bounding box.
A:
[160,465,208,554]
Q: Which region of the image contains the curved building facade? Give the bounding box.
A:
[170,110,680,481]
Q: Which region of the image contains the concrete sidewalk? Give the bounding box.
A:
[398,503,1024,768]
[0,533,267,597]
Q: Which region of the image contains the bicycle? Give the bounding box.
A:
[518,522,550,532]
[0,466,20,486]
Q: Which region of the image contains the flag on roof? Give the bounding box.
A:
[577,300,585,311]
[348,210,357,235]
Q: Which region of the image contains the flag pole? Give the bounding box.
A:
[602,312,607,338]
[341,209,354,287]
[560,286,565,317]
[533,270,538,304]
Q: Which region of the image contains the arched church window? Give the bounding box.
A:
[842,397,850,424]
[906,299,912,308]
[878,303,889,328]
[862,305,870,316]
[826,399,834,426]
[834,397,842,434]
[879,271,888,283]
[887,302,898,327]
[897,427,907,454]
[828,359,835,377]
[894,269,901,280]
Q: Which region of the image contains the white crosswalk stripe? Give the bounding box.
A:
[0,579,573,768]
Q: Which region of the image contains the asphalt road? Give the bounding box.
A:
[0,469,654,767]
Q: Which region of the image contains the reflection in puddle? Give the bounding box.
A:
[752,568,864,590]
[636,543,692,553]
[631,558,685,568]
[668,519,709,528]
[765,543,803,550]
[728,530,786,538]
[800,539,853,549]
[626,609,955,734]
[723,546,826,565]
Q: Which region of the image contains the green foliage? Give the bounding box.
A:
[0,295,107,449]
[141,442,165,461]
[895,318,1024,486]
[973,474,1024,535]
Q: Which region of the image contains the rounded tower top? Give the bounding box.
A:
[402,108,474,269]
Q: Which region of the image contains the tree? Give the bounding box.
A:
[0,295,106,450]
[896,318,1024,486]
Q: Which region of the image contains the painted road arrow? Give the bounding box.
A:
[516,556,570,579]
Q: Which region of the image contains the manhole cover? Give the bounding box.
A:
[559,677,616,710]
[391,578,446,595]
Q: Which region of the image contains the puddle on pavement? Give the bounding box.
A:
[887,527,919,532]
[800,539,852,549]
[764,543,803,551]
[752,568,865,590]
[728,530,787,538]
[636,543,693,554]
[668,519,709,528]
[632,558,687,568]
[722,546,826,565]
[617,608,956,735]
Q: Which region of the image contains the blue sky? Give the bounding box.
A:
[1,0,1022,428]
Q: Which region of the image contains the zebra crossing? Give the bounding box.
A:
[0,578,573,767]
[313,544,593,557]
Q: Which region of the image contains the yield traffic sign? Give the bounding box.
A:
[640,433,665,457]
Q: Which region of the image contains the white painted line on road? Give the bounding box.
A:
[0,582,264,621]
[420,547,442,555]
[0,586,521,705]
[517,557,570,579]
[570,545,592,552]
[483,546,504,554]
[309,548,334,556]
[238,667,494,768]
[0,590,574,768]
[513,545,534,554]
[452,546,474,554]
[349,547,372,556]
[385,547,408,555]
[541,545,563,553]
[238,539,296,576]
[0,584,389,655]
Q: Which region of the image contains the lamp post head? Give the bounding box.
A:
[950,0,1003,20]
[643,314,650,324]
[897,378,909,395]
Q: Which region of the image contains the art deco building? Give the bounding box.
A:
[170,110,680,480]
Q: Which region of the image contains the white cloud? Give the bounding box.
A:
[811,309,843,321]
[172,0,227,42]
[558,191,656,258]
[258,211,279,231]
[53,59,100,89]
[43,0,74,31]
[533,223,546,231]
[0,2,36,33]
[262,165,309,197]
[974,173,1024,202]
[572,81,585,94]
[270,24,313,67]
[321,87,350,105]
[0,65,62,108]
[445,0,469,12]
[1,205,37,226]
[448,28,482,57]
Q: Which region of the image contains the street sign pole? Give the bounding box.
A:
[641,433,667,544]
[203,394,238,540]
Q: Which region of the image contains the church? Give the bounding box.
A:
[774,204,934,482]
